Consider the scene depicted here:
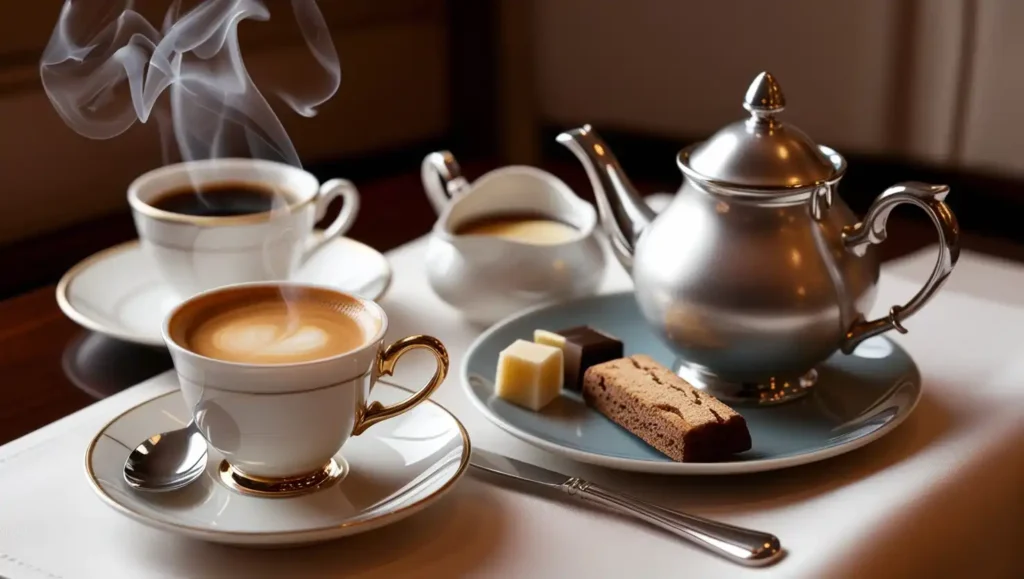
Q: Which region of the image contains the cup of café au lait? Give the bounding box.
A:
[421,151,606,324]
[129,158,360,298]
[163,282,449,497]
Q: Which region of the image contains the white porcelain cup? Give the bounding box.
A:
[129,158,360,299]
[162,282,449,490]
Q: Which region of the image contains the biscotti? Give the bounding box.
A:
[582,355,751,462]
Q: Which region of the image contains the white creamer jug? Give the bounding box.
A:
[422,151,606,324]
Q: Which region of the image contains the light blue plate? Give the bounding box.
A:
[462,292,921,474]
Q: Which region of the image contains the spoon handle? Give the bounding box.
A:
[563,478,783,567]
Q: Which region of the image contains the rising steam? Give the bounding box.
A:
[39,0,340,167]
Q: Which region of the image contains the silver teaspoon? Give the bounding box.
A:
[123,420,209,492]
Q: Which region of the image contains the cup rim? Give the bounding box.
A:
[128,158,319,227]
[161,281,389,369]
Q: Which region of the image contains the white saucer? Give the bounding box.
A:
[86,383,470,547]
[57,236,392,347]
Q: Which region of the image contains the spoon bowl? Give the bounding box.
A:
[123,420,208,492]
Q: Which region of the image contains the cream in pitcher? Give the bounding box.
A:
[454,212,580,245]
[421,151,607,324]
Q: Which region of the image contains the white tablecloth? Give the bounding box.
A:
[1,238,1022,579]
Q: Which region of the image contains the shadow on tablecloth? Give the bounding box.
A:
[540,386,959,515]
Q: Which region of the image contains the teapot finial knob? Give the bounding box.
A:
[743,71,786,118]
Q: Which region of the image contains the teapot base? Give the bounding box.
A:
[674,362,817,407]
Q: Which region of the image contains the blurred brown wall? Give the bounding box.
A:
[0,1,449,245]
[528,0,1024,178]
[8,0,1024,247]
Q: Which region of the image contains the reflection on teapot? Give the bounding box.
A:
[558,71,960,406]
[421,151,606,324]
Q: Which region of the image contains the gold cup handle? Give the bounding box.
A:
[352,335,449,435]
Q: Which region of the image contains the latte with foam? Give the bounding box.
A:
[175,288,379,364]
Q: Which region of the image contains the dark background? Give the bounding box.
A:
[2,0,1022,298]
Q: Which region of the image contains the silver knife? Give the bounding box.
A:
[470,449,783,567]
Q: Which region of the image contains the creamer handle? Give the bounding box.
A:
[421,151,470,215]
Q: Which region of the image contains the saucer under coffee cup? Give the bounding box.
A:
[129,158,360,298]
[162,282,449,497]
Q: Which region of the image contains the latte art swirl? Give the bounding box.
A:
[184,296,372,364]
[213,324,331,357]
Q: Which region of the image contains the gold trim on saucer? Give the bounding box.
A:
[55,237,394,348]
[347,239,394,301]
[218,458,348,498]
[82,383,471,540]
[54,240,164,347]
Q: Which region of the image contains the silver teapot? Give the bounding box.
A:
[558,72,960,405]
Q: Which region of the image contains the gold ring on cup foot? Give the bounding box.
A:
[218,458,348,498]
[674,361,818,406]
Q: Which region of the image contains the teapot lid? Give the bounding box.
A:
[679,72,843,192]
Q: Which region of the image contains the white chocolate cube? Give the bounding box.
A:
[533,329,567,350]
[495,339,564,411]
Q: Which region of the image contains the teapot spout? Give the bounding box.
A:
[556,125,655,271]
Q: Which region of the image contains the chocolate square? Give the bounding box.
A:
[557,326,623,391]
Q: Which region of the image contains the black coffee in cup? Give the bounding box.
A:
[150,183,286,217]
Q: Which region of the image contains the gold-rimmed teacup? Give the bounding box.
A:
[129,158,360,299]
[162,282,449,497]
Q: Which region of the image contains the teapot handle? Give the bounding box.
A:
[421,150,470,215]
[840,182,960,353]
